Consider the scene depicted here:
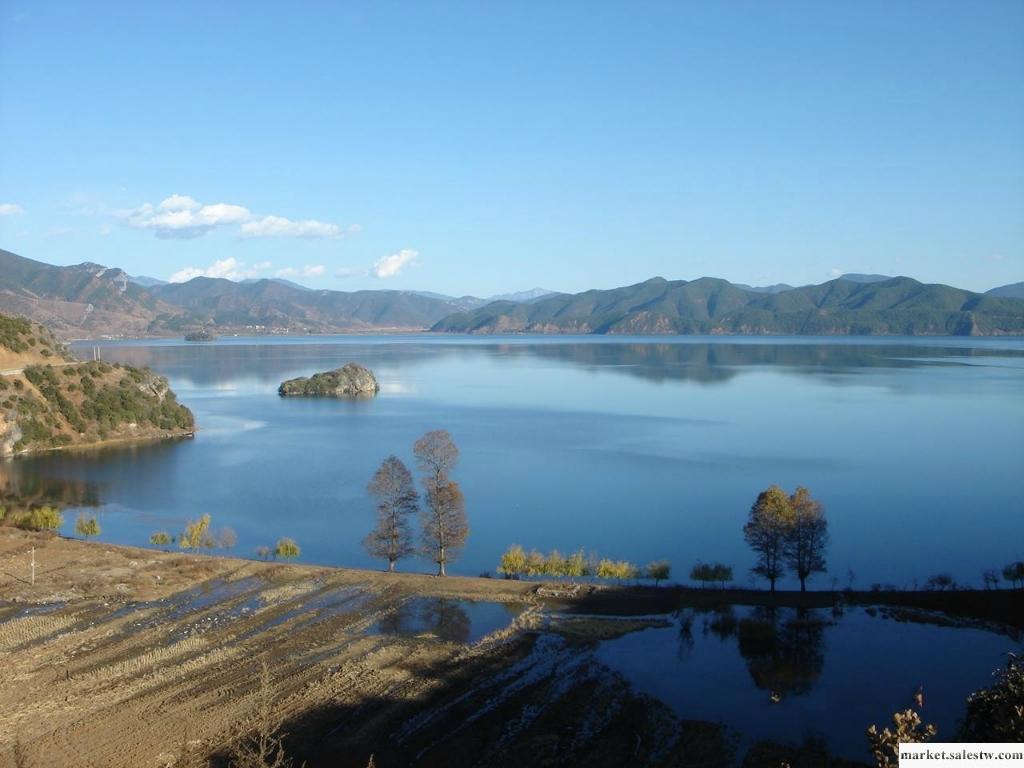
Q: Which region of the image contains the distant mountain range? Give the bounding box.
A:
[0,249,556,337]
[987,281,1024,300]
[432,276,1024,336]
[1,248,1021,337]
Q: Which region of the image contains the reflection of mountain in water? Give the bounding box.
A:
[74,339,1024,391]
[514,341,1024,386]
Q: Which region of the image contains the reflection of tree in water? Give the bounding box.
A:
[705,605,738,641]
[378,598,471,644]
[736,607,828,697]
[674,605,738,658]
[376,601,417,636]
[674,610,695,659]
[417,598,471,644]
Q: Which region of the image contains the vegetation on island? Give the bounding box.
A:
[184,328,217,342]
[278,363,379,398]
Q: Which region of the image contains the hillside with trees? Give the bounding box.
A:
[0,311,194,456]
[432,276,1024,336]
[0,249,502,337]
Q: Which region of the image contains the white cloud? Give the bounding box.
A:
[159,194,201,212]
[829,267,842,278]
[240,216,356,239]
[168,257,271,283]
[275,265,325,278]
[372,249,419,279]
[0,202,24,216]
[118,194,356,241]
[121,195,252,239]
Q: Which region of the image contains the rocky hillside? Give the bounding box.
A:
[432,276,1024,336]
[0,313,194,456]
[0,248,182,338]
[0,248,467,337]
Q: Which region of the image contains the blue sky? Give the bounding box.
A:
[1,1,1021,295]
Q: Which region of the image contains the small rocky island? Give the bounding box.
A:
[184,329,217,342]
[278,363,379,398]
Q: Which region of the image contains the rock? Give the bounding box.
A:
[0,412,23,458]
[278,363,380,398]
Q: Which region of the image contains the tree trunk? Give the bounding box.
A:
[438,545,446,576]
[769,577,776,593]
[388,559,395,573]
[799,576,806,592]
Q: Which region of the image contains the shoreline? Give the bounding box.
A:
[62,330,1024,343]
[3,530,1019,631]
[5,429,195,459]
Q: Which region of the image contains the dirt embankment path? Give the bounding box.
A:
[1,532,707,768]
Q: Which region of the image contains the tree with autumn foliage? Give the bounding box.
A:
[743,485,794,592]
[363,455,419,572]
[785,486,829,591]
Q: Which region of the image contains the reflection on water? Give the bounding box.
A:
[597,605,1021,761]
[372,597,521,644]
[71,335,1024,390]
[0,459,100,511]
[735,607,827,696]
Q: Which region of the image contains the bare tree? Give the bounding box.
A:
[363,456,419,572]
[421,480,468,576]
[217,526,238,551]
[413,429,459,490]
[743,485,794,592]
[413,430,467,576]
[785,487,829,591]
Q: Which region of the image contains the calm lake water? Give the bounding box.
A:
[3,335,1022,587]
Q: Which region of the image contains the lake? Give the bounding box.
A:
[3,335,1022,588]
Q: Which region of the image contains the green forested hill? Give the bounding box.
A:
[431,276,1024,336]
[0,312,194,456]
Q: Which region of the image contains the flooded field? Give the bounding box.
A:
[0,530,1018,767]
[596,605,1021,760]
